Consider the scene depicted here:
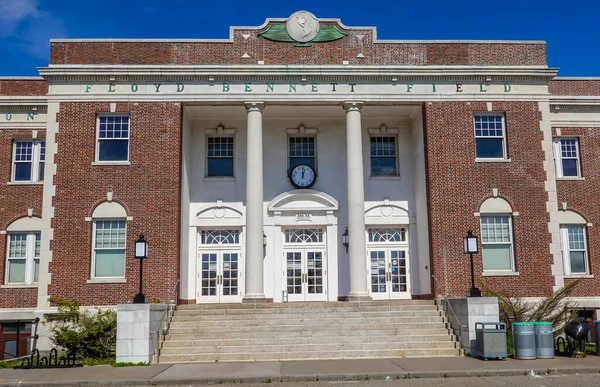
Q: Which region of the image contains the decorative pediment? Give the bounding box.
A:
[268,190,338,213]
[197,204,243,221]
[365,200,410,224]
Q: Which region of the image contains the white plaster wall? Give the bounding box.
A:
[185,105,428,300]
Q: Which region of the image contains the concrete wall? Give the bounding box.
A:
[444,297,500,354]
[116,303,168,364]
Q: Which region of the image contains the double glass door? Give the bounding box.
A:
[197,251,242,303]
[284,249,327,302]
[368,248,410,300]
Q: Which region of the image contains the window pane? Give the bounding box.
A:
[482,245,512,271]
[98,140,128,161]
[14,162,32,181]
[569,251,586,274]
[95,249,125,277]
[99,116,129,139]
[38,162,45,181]
[475,138,504,158]
[34,259,40,283]
[567,226,585,250]
[562,159,578,177]
[207,158,233,177]
[8,259,27,283]
[371,157,397,176]
[289,157,315,171]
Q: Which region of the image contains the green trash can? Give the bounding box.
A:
[513,322,536,360]
[534,322,554,359]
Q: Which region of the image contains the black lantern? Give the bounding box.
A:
[342,227,349,253]
[463,230,481,297]
[133,235,148,304]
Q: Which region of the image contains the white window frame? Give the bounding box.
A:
[553,137,581,178]
[288,135,317,172]
[11,140,45,183]
[474,113,508,160]
[560,225,589,275]
[205,135,235,178]
[95,114,130,163]
[369,135,399,177]
[5,232,40,285]
[479,214,515,272]
[91,219,127,279]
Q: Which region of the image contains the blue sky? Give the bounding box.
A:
[0,0,597,76]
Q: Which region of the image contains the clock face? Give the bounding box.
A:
[289,164,316,189]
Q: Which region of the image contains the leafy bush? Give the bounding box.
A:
[45,298,116,359]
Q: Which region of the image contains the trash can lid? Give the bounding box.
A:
[513,322,535,326]
[533,322,552,326]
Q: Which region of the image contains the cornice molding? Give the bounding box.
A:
[38,65,559,83]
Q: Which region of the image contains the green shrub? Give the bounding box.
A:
[45,298,116,360]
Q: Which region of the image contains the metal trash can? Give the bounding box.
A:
[513,322,536,360]
[595,320,600,356]
[475,322,507,360]
[534,322,554,359]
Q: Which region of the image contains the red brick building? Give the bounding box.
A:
[1,11,600,343]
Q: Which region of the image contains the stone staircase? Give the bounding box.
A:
[158,300,460,363]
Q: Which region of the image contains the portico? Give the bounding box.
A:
[180,102,430,303]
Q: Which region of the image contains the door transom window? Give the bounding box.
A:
[284,228,323,243]
[200,229,240,245]
[367,228,407,243]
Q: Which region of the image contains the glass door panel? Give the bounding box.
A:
[284,249,327,302]
[305,251,325,301]
[198,251,242,303]
[390,250,408,293]
[286,252,303,301]
[368,248,410,300]
[370,250,388,300]
[200,253,218,302]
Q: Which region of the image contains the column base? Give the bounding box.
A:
[346,294,373,302]
[242,296,268,304]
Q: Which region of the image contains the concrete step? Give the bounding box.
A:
[172,310,442,321]
[165,327,453,341]
[160,341,457,356]
[169,316,446,329]
[175,305,440,315]
[158,348,460,363]
[162,334,456,348]
[176,300,435,311]
[167,321,450,335]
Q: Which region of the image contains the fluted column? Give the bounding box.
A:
[344,102,371,301]
[243,102,266,303]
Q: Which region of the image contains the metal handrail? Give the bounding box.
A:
[431,275,466,347]
[151,279,180,361]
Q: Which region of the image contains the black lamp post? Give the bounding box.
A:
[464,229,481,297]
[133,234,148,304]
[342,227,349,253]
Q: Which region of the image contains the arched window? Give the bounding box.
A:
[90,202,128,280]
[5,217,43,285]
[555,210,588,275]
[479,197,515,272]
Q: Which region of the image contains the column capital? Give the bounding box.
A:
[244,101,265,112]
[343,101,364,112]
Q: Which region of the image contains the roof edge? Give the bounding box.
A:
[0,76,45,80]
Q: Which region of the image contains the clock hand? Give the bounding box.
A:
[302,168,305,179]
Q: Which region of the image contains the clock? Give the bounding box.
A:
[289,164,316,189]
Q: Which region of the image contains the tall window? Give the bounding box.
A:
[93,220,126,278]
[5,232,40,285]
[12,140,45,182]
[288,137,316,171]
[370,136,397,176]
[560,225,588,275]
[206,137,234,177]
[553,138,581,178]
[480,215,514,271]
[474,114,507,159]
[96,115,130,162]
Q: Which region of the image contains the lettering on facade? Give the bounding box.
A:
[79,81,514,95]
[1,112,38,123]
[296,213,312,222]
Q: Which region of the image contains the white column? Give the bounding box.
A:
[243,102,266,302]
[344,102,371,301]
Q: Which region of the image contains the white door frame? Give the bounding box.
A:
[366,226,411,300]
[196,229,244,304]
[281,228,328,302]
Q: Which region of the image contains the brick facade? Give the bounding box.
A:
[49,102,181,305]
[553,127,600,297]
[550,80,600,96]
[0,129,45,308]
[0,80,47,96]
[424,101,553,298]
[50,23,546,66]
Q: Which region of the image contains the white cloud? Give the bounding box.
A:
[0,0,66,59]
